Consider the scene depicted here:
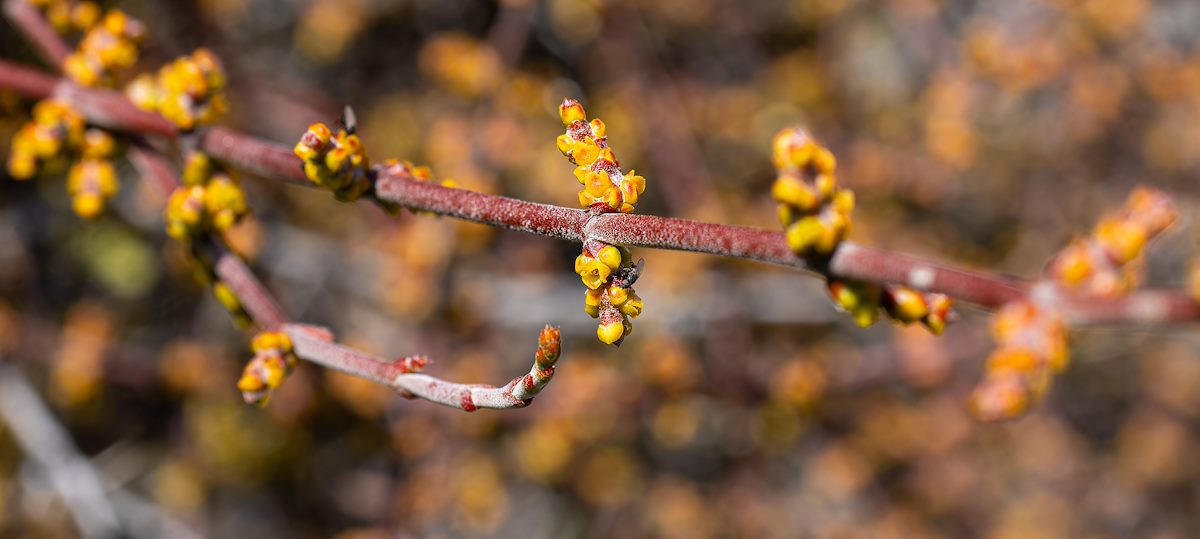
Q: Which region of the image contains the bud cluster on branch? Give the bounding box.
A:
[557,99,647,345]
[971,187,1178,421]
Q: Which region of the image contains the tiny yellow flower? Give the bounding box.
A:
[64,53,103,86]
[7,152,37,180]
[578,259,612,290]
[596,319,625,345]
[125,74,159,110]
[986,348,1040,375]
[594,147,616,167]
[237,370,266,393]
[832,189,855,214]
[618,293,643,318]
[603,187,622,210]
[923,294,953,335]
[324,145,350,174]
[812,146,836,174]
[72,193,104,219]
[772,174,819,211]
[204,176,247,230]
[827,280,881,328]
[626,172,646,195]
[886,287,929,323]
[182,151,212,187]
[1052,244,1092,286]
[573,166,590,184]
[251,331,292,353]
[785,216,823,254]
[72,2,101,31]
[589,118,606,138]
[295,123,333,160]
[212,282,242,313]
[556,134,574,156]
[596,245,623,270]
[82,128,115,159]
[814,173,836,199]
[584,170,611,197]
[772,128,816,170]
[559,98,586,125]
[827,281,858,311]
[969,372,1031,422]
[571,137,600,166]
[607,285,628,307]
[1094,218,1146,264]
[619,180,640,206]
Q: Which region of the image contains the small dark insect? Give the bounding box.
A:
[611,258,645,287]
[339,105,358,135]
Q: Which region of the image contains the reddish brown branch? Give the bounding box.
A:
[209,245,287,329]
[54,82,177,137]
[373,169,589,240]
[1,57,1197,327]
[828,243,1027,307]
[125,138,179,198]
[0,57,57,97]
[282,324,416,385]
[196,127,309,187]
[285,323,562,411]
[3,0,70,67]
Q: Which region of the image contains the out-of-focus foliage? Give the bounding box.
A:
[1,0,1200,537]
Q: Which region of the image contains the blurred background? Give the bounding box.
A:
[2,0,1200,537]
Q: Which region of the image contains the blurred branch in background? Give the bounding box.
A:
[0,363,201,539]
[0,364,120,538]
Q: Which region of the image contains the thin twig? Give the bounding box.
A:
[0,363,204,539]
[286,323,563,411]
[0,363,122,539]
[0,55,57,95]
[3,0,71,67]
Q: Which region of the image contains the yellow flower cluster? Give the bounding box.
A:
[164,151,248,240]
[968,300,1068,422]
[127,49,228,131]
[63,9,145,87]
[827,280,953,334]
[554,98,648,345]
[771,128,855,256]
[293,122,372,201]
[7,99,85,180]
[555,99,647,213]
[237,331,298,406]
[29,0,100,35]
[576,242,644,345]
[1047,187,1177,296]
[66,129,119,218]
[8,101,122,219]
[971,187,1177,422]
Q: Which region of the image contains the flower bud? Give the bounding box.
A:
[596,319,625,345]
[559,98,586,125]
[884,287,929,323]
